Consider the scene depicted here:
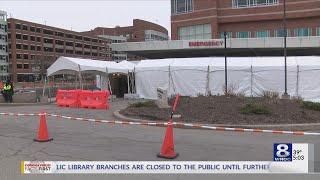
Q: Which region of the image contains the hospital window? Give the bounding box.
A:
[232,0,278,8]
[317,27,320,36]
[294,28,311,37]
[236,31,251,38]
[178,24,211,40]
[219,32,232,39]
[255,30,270,38]
[171,0,193,15]
[275,29,290,37]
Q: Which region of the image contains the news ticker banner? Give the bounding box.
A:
[21,143,314,174]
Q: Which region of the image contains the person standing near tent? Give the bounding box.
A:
[2,80,13,103]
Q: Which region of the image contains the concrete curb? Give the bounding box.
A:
[113,110,320,130]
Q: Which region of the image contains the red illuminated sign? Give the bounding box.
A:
[189,41,224,47]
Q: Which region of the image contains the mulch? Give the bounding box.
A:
[120,96,320,125]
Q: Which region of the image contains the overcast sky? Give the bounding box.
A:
[1,0,171,34]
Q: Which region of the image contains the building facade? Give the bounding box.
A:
[83,19,169,42]
[82,19,169,60]
[97,35,127,61]
[0,10,9,80]
[7,18,112,82]
[171,0,320,40]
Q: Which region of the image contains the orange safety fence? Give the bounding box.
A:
[57,89,110,110]
[56,89,80,108]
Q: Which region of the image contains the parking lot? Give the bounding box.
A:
[0,100,320,179]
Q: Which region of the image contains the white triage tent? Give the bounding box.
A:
[47,56,135,92]
[47,56,320,102]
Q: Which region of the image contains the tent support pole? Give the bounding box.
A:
[62,74,65,89]
[106,67,112,94]
[250,65,253,97]
[127,70,130,94]
[100,75,102,90]
[78,65,82,90]
[48,77,51,103]
[75,73,78,89]
[296,65,300,97]
[168,65,171,95]
[42,76,47,97]
[206,65,210,96]
[133,67,136,94]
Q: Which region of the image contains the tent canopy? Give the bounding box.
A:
[47,56,135,76]
[134,56,320,101]
[47,56,320,102]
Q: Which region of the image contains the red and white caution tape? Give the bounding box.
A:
[0,112,41,116]
[47,113,320,136]
[1,112,320,136]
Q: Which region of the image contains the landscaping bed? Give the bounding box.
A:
[120,95,320,125]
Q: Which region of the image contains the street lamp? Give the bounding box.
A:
[283,0,288,96]
[224,32,228,95]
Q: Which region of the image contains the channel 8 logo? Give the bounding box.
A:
[273,143,292,161]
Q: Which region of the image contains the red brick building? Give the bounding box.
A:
[83,19,169,42]
[171,0,320,40]
[7,18,112,82]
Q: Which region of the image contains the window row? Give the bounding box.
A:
[15,54,53,61]
[0,65,8,73]
[220,28,316,39]
[16,51,104,59]
[16,54,30,60]
[145,34,169,41]
[178,24,212,40]
[17,64,29,69]
[13,34,107,46]
[0,55,9,62]
[232,0,279,8]
[12,23,104,43]
[0,34,8,42]
[0,44,8,52]
[14,43,106,52]
[0,24,8,32]
[171,0,193,14]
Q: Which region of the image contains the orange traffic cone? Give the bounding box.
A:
[34,112,53,142]
[157,119,178,159]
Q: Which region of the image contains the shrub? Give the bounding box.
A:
[129,101,156,108]
[260,91,280,104]
[261,91,279,99]
[302,101,320,111]
[223,83,245,97]
[291,96,304,104]
[240,103,271,115]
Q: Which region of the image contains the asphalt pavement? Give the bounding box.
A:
[0,100,319,180]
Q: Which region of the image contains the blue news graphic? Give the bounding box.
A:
[273,143,292,161]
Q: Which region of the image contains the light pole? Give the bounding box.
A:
[224,32,228,95]
[283,0,288,96]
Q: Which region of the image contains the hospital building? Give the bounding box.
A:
[112,0,320,58]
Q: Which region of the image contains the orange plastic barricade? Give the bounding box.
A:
[93,90,110,109]
[79,90,110,109]
[56,89,80,108]
[79,90,94,109]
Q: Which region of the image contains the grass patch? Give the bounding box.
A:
[302,101,320,111]
[129,101,156,108]
[240,103,271,115]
